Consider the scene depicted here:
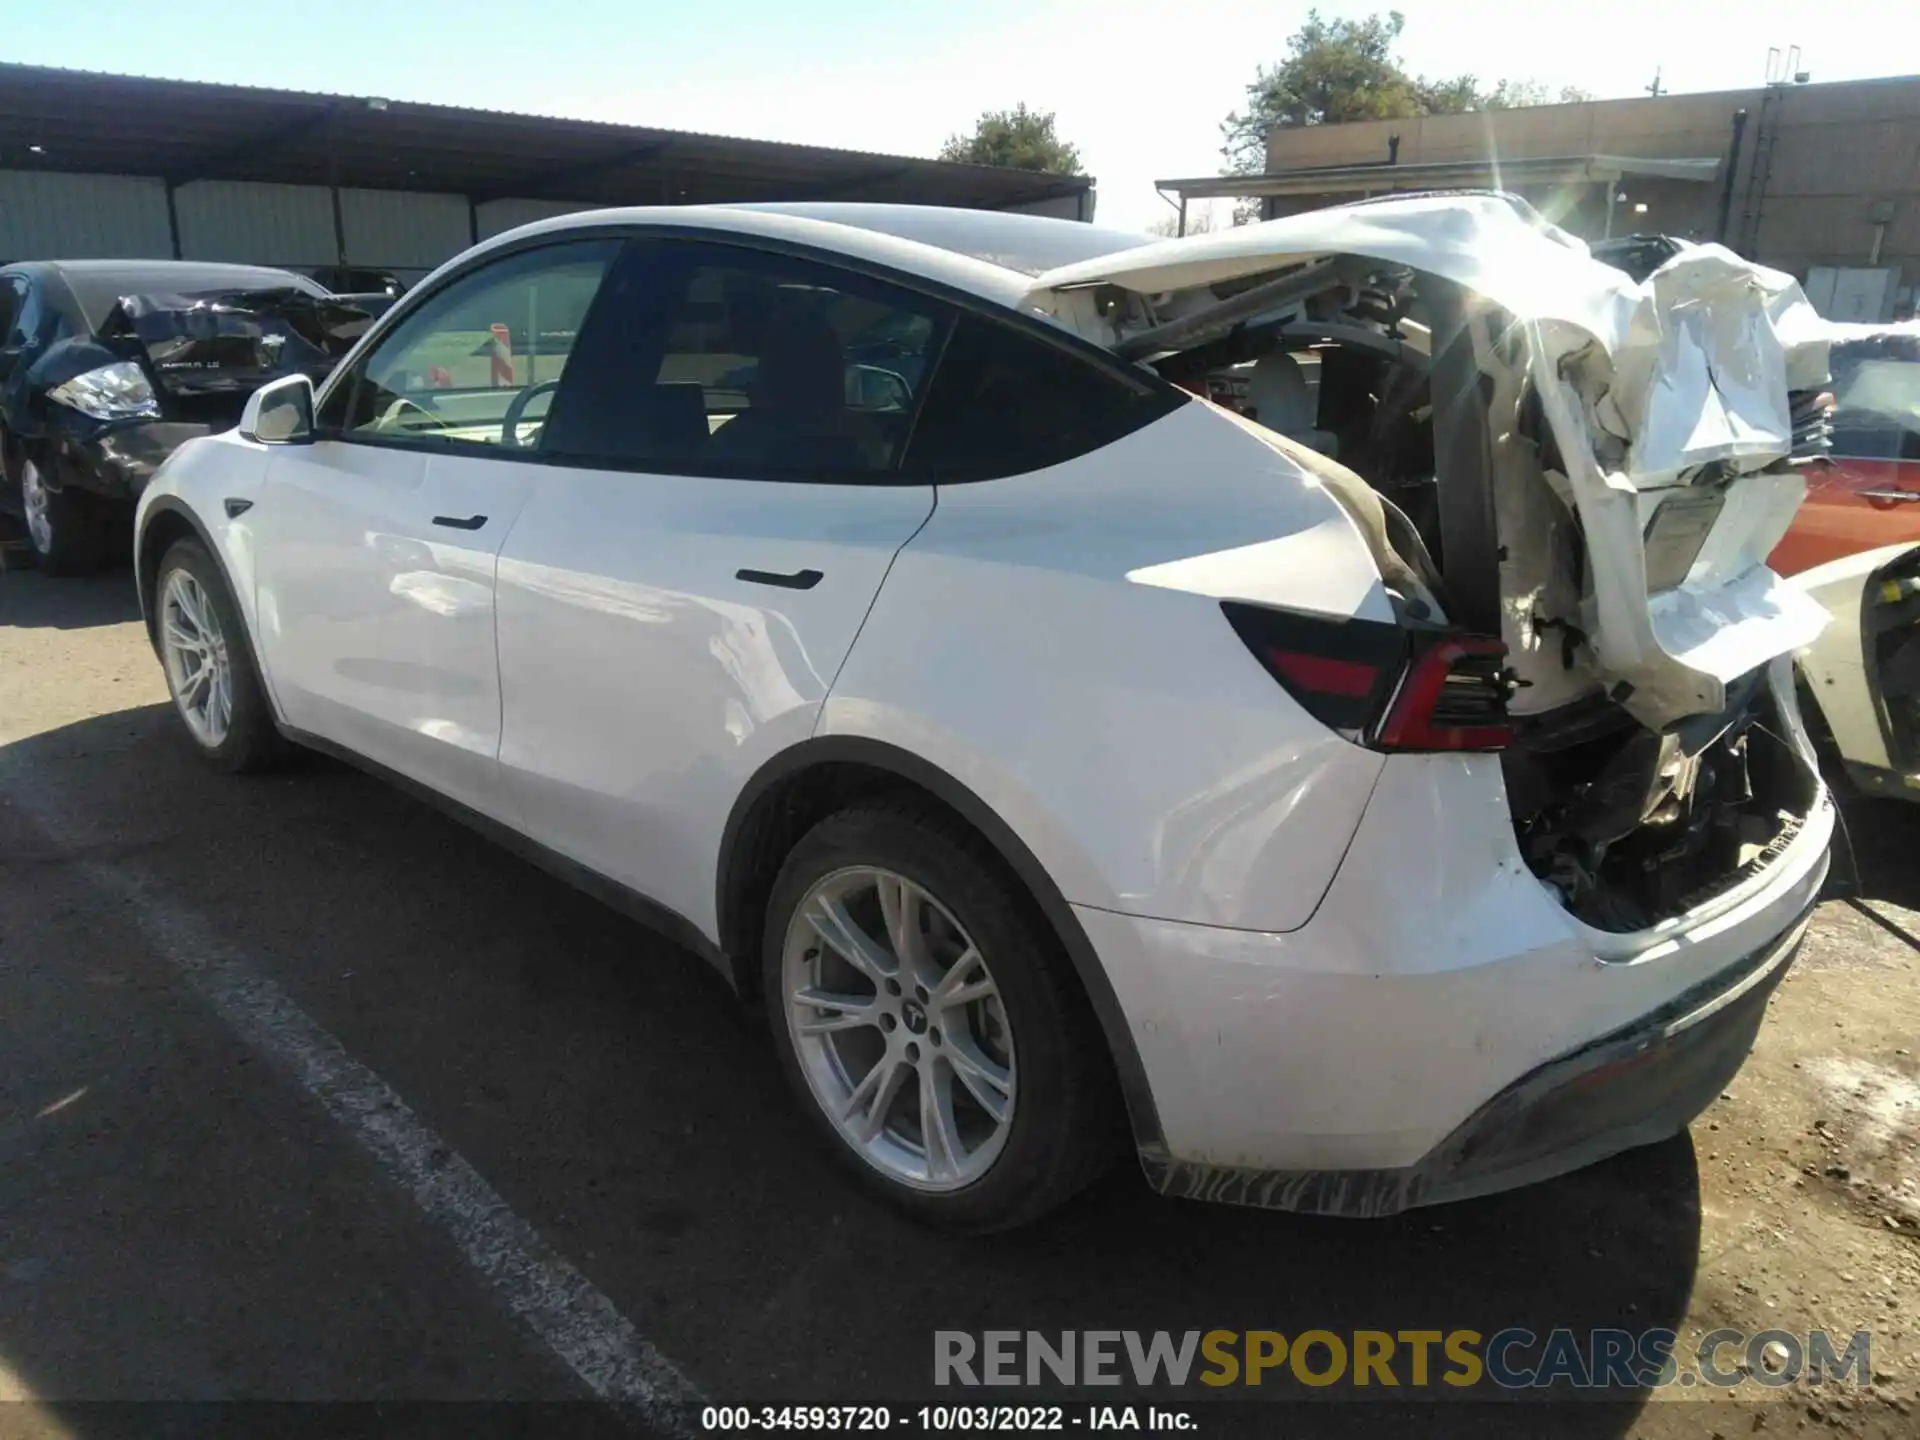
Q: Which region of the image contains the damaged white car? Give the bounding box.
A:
[135,193,1834,1229]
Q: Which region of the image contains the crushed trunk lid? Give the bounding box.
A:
[97,288,374,399]
[1024,194,1835,731]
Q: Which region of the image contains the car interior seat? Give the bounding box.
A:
[710,304,868,472]
[1246,350,1337,457]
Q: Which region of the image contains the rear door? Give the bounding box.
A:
[252,239,619,820]
[492,237,945,934]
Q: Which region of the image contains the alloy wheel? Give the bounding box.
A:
[782,866,1017,1191]
[20,457,52,554]
[159,568,234,748]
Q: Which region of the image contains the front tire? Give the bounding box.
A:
[17,449,107,576]
[155,538,281,772]
[763,800,1118,1232]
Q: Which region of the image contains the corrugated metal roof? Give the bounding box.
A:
[0,62,1092,212]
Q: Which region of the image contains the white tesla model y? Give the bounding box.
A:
[136,195,1836,1231]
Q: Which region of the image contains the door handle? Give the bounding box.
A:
[432,514,489,530]
[1859,489,1920,505]
[736,567,823,590]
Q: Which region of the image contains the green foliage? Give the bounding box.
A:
[1221,10,1591,173]
[939,103,1084,175]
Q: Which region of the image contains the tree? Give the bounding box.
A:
[1484,79,1597,109]
[939,103,1083,174]
[1220,10,1424,172]
[1146,209,1220,238]
[1221,10,1593,174]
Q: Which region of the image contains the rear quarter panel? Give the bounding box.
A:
[823,402,1389,932]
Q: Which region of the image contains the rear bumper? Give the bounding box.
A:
[47,422,214,502]
[1136,901,1810,1216]
[1078,746,1834,1215]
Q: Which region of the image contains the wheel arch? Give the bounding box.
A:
[716,735,1165,1152]
[136,498,277,726]
[135,498,213,648]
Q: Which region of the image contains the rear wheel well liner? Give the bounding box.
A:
[716,736,1165,1151]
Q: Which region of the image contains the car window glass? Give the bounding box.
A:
[902,314,1179,479]
[336,240,618,451]
[1830,345,1920,461]
[542,243,943,478]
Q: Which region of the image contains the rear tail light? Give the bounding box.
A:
[1375,636,1515,751]
[1222,601,1513,753]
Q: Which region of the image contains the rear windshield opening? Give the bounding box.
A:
[1150,272,1447,594]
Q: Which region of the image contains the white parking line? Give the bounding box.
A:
[0,765,703,1432]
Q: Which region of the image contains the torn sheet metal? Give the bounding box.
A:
[99,288,373,397]
[1026,194,1835,729]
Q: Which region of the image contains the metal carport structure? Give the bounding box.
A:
[0,63,1094,271]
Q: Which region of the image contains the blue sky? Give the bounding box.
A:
[1,0,1911,229]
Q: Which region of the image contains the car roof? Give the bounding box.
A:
[8,259,330,330]
[462,203,1157,310]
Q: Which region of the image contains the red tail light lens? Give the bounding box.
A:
[1375,636,1514,752]
[1221,603,1403,735]
[1222,602,1512,753]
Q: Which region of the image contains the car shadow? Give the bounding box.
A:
[1825,793,1920,948]
[0,562,141,630]
[0,706,1697,1437]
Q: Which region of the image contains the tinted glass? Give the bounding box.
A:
[59,264,330,330]
[337,241,618,450]
[1830,337,1920,461]
[902,314,1179,479]
[542,242,943,478]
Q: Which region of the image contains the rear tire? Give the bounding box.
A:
[155,537,282,772]
[763,799,1119,1232]
[17,449,108,576]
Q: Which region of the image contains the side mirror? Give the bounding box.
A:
[241,374,315,445]
[845,363,911,412]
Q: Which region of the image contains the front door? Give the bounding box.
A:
[250,238,620,819]
[492,237,948,934]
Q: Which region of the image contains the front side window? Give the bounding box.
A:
[331,240,618,451]
[542,241,945,478]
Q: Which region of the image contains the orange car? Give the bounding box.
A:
[1771,325,1920,576]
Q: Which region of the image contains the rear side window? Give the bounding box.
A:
[901,315,1181,479]
[542,240,946,479]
